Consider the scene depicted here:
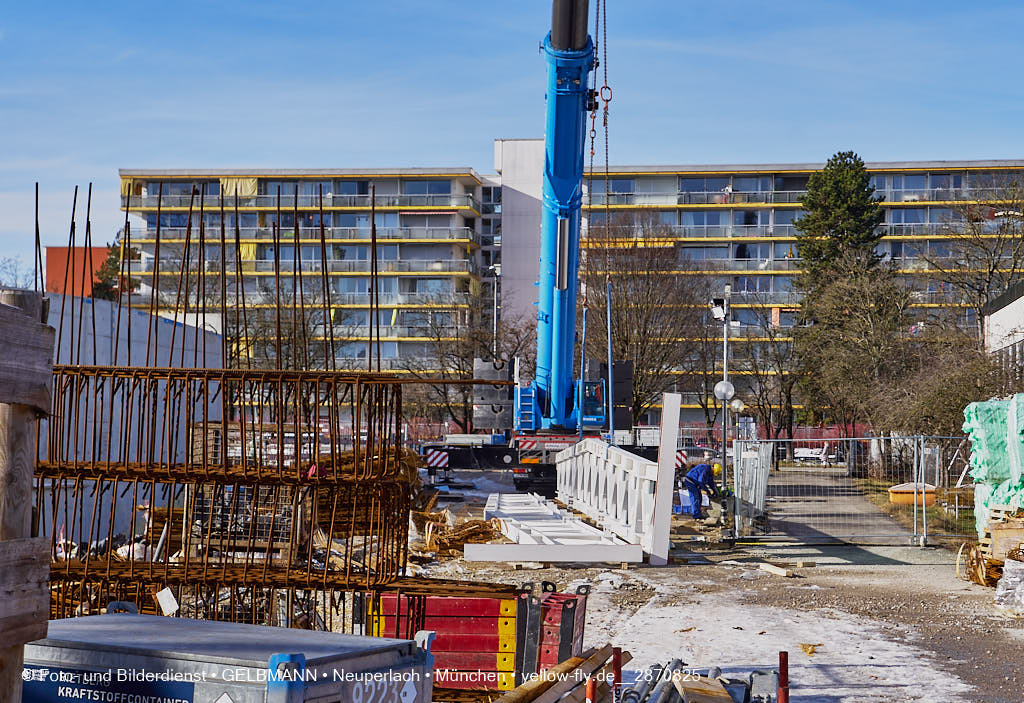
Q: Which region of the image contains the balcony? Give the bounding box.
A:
[584,186,1022,209]
[314,325,460,340]
[132,226,479,244]
[730,291,803,305]
[586,191,807,206]
[128,258,479,276]
[123,192,480,212]
[697,258,802,272]
[329,292,472,306]
[585,224,798,239]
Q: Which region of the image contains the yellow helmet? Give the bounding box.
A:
[713,463,722,476]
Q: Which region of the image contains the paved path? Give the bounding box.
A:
[763,466,913,543]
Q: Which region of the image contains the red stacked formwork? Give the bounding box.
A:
[537,583,590,671]
[369,590,529,691]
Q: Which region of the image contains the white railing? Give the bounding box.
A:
[555,392,679,564]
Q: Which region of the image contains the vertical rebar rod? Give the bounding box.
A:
[56,186,78,364]
[145,183,163,367]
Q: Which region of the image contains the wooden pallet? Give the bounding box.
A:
[979,505,1024,563]
[961,505,1024,587]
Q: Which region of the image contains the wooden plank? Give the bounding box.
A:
[0,296,54,414]
[530,644,615,703]
[0,538,50,644]
[760,563,793,577]
[0,293,52,703]
[555,650,632,703]
[491,651,591,703]
[671,674,733,702]
[987,526,1024,562]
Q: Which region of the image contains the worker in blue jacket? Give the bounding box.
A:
[683,463,721,520]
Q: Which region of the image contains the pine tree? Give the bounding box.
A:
[794,151,885,282]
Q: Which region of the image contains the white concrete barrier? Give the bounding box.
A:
[555,392,680,565]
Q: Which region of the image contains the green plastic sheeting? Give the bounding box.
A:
[963,397,1024,536]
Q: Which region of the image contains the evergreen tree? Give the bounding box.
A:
[794,151,885,281]
[91,242,122,301]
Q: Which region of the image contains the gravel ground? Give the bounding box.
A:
[419,471,1024,702]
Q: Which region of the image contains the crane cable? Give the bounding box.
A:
[586,1,614,281]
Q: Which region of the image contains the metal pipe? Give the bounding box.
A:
[624,662,663,703]
[550,0,590,50]
[778,650,790,703]
[612,646,622,696]
[571,0,590,52]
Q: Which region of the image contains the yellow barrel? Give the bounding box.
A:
[888,482,936,506]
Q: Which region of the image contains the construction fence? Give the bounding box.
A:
[729,436,975,544]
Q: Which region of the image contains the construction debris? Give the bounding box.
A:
[759,563,794,578]
[958,506,1024,587]
[425,518,505,556]
[799,643,824,656]
[994,549,1024,613]
[624,657,786,703]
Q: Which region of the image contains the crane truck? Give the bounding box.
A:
[423,0,660,493]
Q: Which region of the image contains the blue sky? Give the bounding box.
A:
[4,0,1024,268]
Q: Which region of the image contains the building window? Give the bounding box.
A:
[403,180,451,195]
[732,275,772,293]
[929,174,962,190]
[890,208,925,225]
[773,242,796,259]
[591,178,635,194]
[734,243,770,260]
[679,246,728,261]
[333,245,367,261]
[773,175,810,192]
[336,180,369,195]
[732,176,771,192]
[260,180,298,196]
[732,210,762,226]
[773,209,802,226]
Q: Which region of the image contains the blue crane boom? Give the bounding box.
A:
[517,0,606,433]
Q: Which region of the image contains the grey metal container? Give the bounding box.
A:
[22,613,434,703]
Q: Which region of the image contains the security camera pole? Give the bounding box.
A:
[711,284,733,494]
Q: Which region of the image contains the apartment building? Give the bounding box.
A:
[495,141,1024,421]
[119,168,488,369]
[120,152,1024,422]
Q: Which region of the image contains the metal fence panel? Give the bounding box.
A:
[729,436,975,545]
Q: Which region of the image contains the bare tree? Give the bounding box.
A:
[0,256,34,289]
[924,177,1024,341]
[582,212,714,424]
[673,283,723,430]
[399,297,535,433]
[739,296,801,440]
[795,255,915,435]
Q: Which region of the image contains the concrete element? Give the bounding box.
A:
[464,493,642,562]
[493,139,544,325]
[555,393,680,564]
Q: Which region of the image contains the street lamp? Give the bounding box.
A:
[488,263,500,357]
[711,284,732,492]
